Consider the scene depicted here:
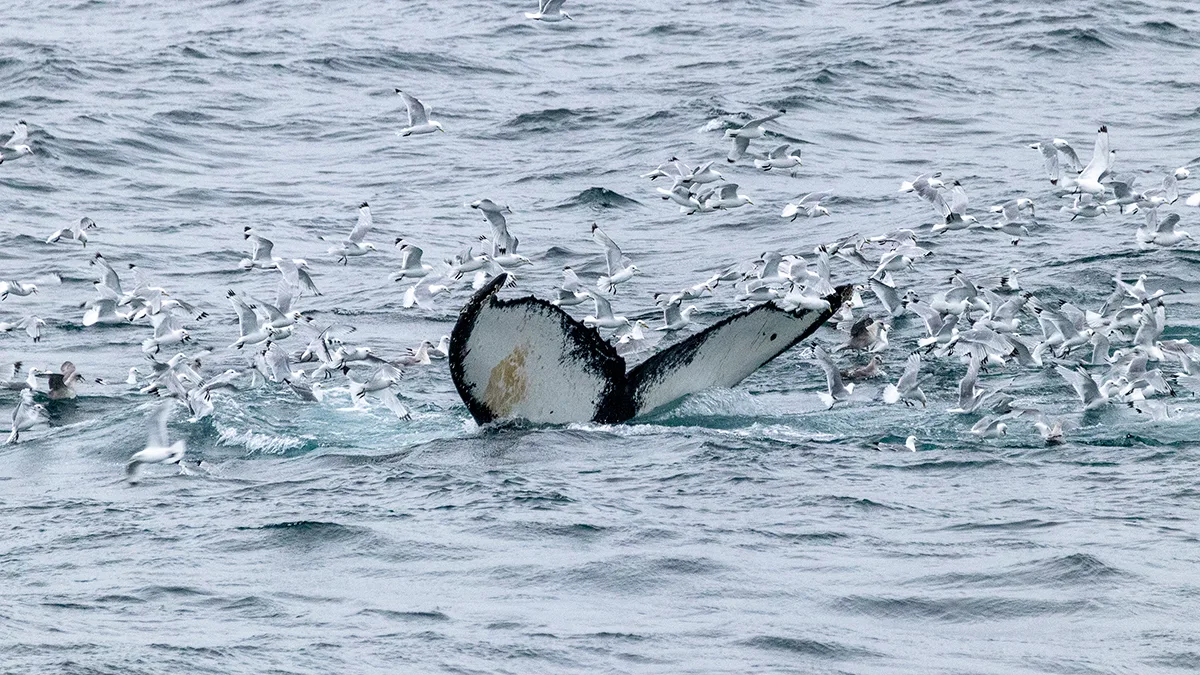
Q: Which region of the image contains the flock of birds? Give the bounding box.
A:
[4,2,1200,480]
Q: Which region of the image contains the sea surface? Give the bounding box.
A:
[3,0,1200,672]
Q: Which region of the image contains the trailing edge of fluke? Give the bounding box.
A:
[448,273,848,425]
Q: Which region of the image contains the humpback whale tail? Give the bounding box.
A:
[448,274,848,425]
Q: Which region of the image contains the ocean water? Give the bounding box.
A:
[3,0,1200,672]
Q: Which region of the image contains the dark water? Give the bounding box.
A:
[3,0,1200,672]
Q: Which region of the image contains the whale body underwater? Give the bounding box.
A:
[448,274,849,425]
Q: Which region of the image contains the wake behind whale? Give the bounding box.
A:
[448,274,848,425]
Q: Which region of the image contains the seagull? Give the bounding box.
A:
[551,266,590,307]
[18,315,45,343]
[592,224,639,294]
[661,298,697,331]
[240,227,276,270]
[898,172,944,194]
[274,258,320,296]
[525,0,572,21]
[754,144,802,173]
[349,363,411,419]
[930,181,977,233]
[1055,364,1109,410]
[812,345,854,409]
[842,355,886,382]
[402,275,451,309]
[883,353,926,407]
[1061,192,1107,219]
[1060,125,1111,195]
[126,403,186,484]
[6,388,48,444]
[725,110,785,163]
[970,415,1009,439]
[227,290,270,349]
[583,291,630,330]
[141,312,189,354]
[325,202,378,264]
[657,184,702,214]
[0,120,32,164]
[0,281,38,301]
[395,90,444,136]
[1136,210,1191,249]
[781,191,832,220]
[701,183,752,211]
[392,240,433,282]
[46,217,96,247]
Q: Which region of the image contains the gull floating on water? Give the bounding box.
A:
[6,388,48,444]
[395,90,445,136]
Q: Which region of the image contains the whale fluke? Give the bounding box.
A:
[449,274,846,425]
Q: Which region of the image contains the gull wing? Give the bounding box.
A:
[799,190,832,205]
[397,90,428,126]
[897,353,922,392]
[1156,213,1181,234]
[728,136,750,162]
[3,121,27,149]
[348,203,372,243]
[148,403,171,448]
[591,223,627,275]
[742,110,784,129]
[1079,125,1110,182]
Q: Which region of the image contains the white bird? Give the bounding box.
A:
[525,0,572,21]
[402,275,451,309]
[141,312,190,354]
[701,183,752,211]
[592,224,639,294]
[657,184,702,215]
[781,191,832,220]
[725,110,785,162]
[274,258,321,296]
[18,315,45,343]
[812,345,854,409]
[754,144,802,173]
[1061,192,1107,219]
[46,217,96,247]
[0,280,38,300]
[1060,125,1111,195]
[0,120,32,164]
[325,202,378,264]
[349,363,411,420]
[6,388,48,444]
[227,290,270,349]
[661,298,697,331]
[970,415,1009,438]
[883,353,926,407]
[392,241,433,283]
[1055,364,1109,410]
[126,403,186,484]
[240,227,276,270]
[583,291,630,330]
[551,266,590,307]
[1137,210,1191,249]
[930,181,977,233]
[395,90,445,136]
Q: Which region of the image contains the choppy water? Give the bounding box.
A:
[4,0,1200,672]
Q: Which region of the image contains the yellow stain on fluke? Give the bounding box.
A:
[484,344,529,417]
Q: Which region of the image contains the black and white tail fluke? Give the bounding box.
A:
[448,274,846,425]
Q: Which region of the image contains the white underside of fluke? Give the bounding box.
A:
[449,274,844,426]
